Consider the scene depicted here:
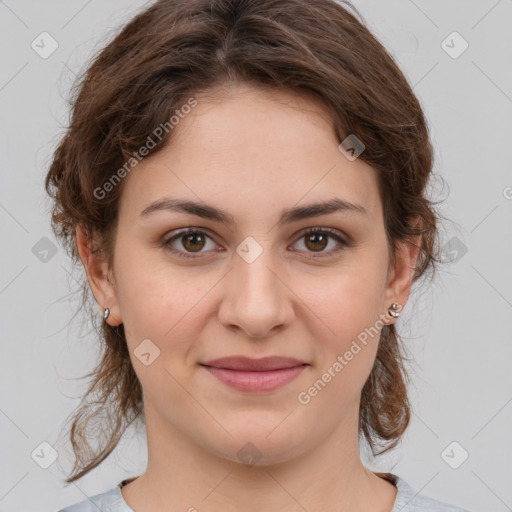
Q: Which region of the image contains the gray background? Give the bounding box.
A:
[1,1,511,510]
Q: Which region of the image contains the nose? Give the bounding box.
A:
[217,245,295,339]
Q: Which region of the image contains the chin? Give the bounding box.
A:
[202,424,311,467]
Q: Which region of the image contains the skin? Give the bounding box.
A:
[77,83,420,512]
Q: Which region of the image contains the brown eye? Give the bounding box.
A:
[163,229,218,259]
[304,231,329,252]
[292,227,348,257]
[181,232,206,252]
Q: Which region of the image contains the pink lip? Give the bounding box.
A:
[200,356,308,392]
[201,365,307,392]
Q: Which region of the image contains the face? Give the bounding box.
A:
[79,83,418,465]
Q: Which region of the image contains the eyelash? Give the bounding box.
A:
[162,227,349,260]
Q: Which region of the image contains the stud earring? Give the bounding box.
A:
[388,303,400,318]
[103,307,110,321]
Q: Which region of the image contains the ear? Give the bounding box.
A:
[76,225,122,326]
[382,217,422,324]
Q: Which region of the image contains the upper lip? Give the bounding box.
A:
[200,356,307,371]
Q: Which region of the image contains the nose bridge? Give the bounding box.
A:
[235,234,282,301]
[219,235,293,337]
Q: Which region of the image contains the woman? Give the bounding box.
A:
[46,0,471,510]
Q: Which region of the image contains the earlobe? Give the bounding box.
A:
[76,225,122,325]
[383,222,422,323]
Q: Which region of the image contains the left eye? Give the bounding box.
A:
[163,227,348,259]
[292,227,347,256]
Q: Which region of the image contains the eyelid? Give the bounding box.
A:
[295,226,348,245]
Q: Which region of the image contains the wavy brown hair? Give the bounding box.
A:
[45,0,447,483]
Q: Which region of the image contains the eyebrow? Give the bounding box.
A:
[139,197,368,225]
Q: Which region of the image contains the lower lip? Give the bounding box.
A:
[201,365,307,392]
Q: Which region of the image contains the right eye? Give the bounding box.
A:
[163,228,221,259]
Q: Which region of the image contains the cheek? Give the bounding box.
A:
[296,258,386,393]
[301,257,386,339]
[114,248,215,352]
[113,256,211,400]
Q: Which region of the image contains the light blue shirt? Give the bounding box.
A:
[57,473,471,511]
[58,473,469,512]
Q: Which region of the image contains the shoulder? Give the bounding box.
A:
[392,474,472,512]
[56,484,133,512]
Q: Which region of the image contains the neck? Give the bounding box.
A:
[121,404,397,512]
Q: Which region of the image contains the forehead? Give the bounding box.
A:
[118,84,382,225]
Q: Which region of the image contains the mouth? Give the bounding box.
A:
[199,356,309,393]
